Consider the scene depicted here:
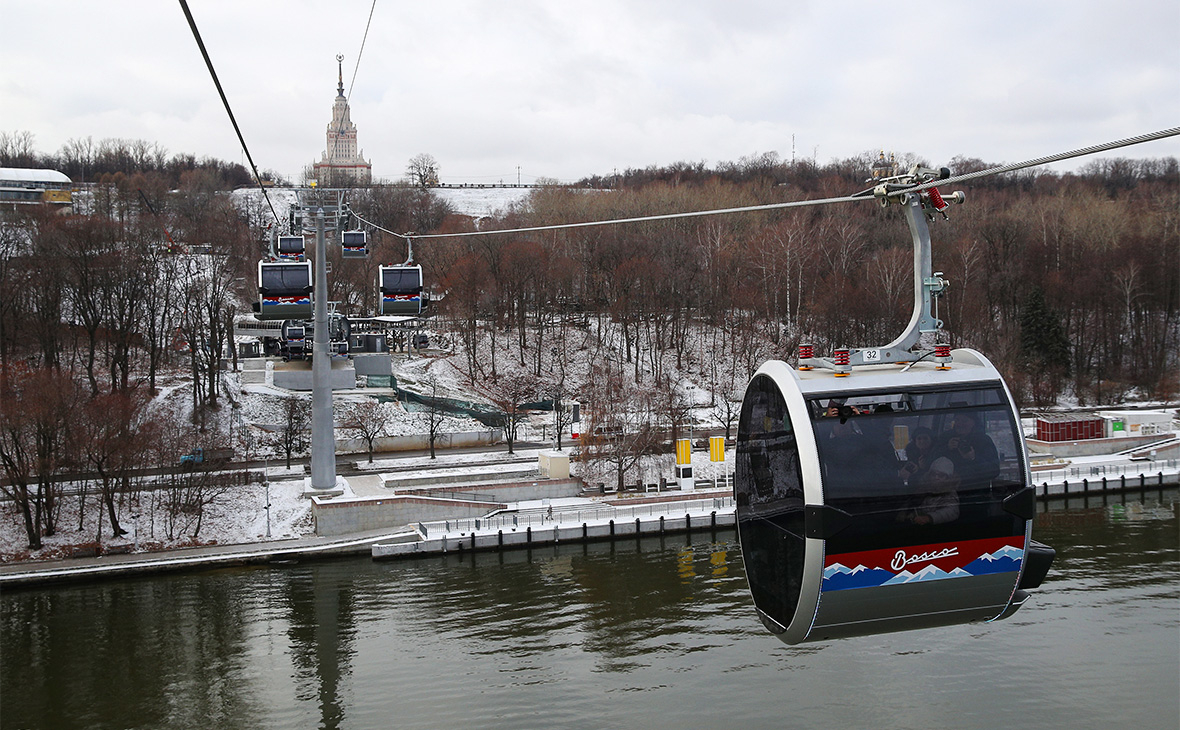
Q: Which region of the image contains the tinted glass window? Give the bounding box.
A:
[736,374,805,630]
[261,265,310,292]
[382,268,421,293]
[278,237,304,254]
[809,385,1026,553]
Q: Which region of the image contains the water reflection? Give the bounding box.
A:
[1,495,1176,730]
[282,568,358,729]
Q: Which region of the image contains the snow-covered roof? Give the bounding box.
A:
[0,167,72,185]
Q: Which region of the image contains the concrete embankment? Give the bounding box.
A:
[1,462,1172,589]
[0,528,419,589]
[373,492,736,559]
[0,491,737,589]
[1032,463,1179,498]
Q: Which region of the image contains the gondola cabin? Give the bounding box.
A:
[277,235,306,261]
[735,348,1053,645]
[341,230,368,258]
[379,264,424,315]
[256,260,313,321]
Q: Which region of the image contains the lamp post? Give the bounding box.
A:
[264,459,272,539]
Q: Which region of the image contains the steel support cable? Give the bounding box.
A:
[348,193,866,241]
[348,127,1180,242]
[347,0,377,104]
[178,0,281,226]
[886,127,1180,195]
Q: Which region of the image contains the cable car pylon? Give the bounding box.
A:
[309,208,338,492]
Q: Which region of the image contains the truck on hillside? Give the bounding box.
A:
[179,447,233,469]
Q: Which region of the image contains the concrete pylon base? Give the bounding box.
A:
[301,476,349,500]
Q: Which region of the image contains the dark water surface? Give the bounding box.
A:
[2,492,1177,730]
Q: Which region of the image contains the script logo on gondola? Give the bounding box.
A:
[890,546,959,572]
[822,536,1025,592]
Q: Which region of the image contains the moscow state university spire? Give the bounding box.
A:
[311,54,372,186]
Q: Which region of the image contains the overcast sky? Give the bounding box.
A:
[3,1,1178,184]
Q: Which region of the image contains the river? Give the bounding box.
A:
[2,491,1177,730]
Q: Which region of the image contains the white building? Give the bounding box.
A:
[1098,410,1175,438]
[311,55,372,187]
[0,167,73,210]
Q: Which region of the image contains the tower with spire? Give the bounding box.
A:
[311,54,372,186]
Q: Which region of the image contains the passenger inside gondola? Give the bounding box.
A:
[818,403,902,496]
[900,426,936,484]
[935,412,1000,487]
[899,456,961,525]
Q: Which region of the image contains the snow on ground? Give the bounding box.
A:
[434,187,532,219]
[0,478,313,563]
[230,186,532,224]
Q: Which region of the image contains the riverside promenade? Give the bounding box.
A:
[0,486,737,589]
[1,452,1174,589]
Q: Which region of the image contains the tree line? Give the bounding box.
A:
[419,154,1177,411]
[0,130,278,188]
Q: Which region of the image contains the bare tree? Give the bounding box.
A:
[79,389,154,542]
[341,398,390,463]
[580,363,661,491]
[706,357,745,441]
[421,376,446,459]
[0,365,42,549]
[278,396,311,470]
[405,153,439,189]
[479,371,536,455]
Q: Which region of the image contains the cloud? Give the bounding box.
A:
[1,0,1176,182]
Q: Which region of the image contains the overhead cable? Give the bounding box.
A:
[352,127,1179,243]
[350,193,866,241]
[178,0,281,225]
[890,127,1180,195]
[348,0,377,103]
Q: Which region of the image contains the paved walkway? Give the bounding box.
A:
[0,525,418,589]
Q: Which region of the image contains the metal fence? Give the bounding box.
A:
[1032,459,1179,484]
[419,495,735,538]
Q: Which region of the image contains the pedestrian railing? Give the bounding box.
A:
[425,495,735,538]
[1033,459,1178,484]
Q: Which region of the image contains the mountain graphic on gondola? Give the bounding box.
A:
[823,563,896,591]
[882,564,972,585]
[823,543,1024,591]
[964,545,1023,576]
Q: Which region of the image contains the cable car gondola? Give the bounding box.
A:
[276,235,306,261]
[341,229,368,259]
[735,168,1054,644]
[256,260,313,321]
[378,263,424,315]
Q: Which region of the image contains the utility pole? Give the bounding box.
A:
[310,208,337,490]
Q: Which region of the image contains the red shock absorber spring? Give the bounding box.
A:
[798,343,814,370]
[833,347,851,376]
[928,186,948,212]
[934,342,952,370]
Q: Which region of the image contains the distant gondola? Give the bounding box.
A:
[341,230,368,258]
[256,260,313,321]
[276,235,306,261]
